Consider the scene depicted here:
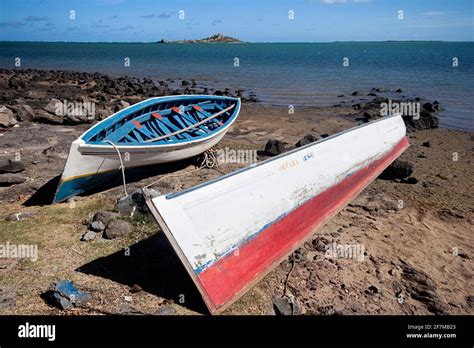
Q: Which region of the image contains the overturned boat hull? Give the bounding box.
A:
[146,114,409,314]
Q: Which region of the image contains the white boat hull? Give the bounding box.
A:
[54,121,230,202]
[146,115,409,314]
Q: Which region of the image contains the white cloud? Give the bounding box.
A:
[421,11,445,16]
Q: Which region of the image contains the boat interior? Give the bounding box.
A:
[85,97,238,145]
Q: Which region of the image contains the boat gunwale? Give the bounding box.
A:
[164,113,406,200]
[80,95,241,146]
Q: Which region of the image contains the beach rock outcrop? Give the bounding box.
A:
[379,160,414,180]
[0,106,17,128]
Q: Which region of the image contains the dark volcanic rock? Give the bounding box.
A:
[0,173,27,186]
[0,106,17,128]
[44,99,64,116]
[365,285,379,295]
[403,177,419,185]
[104,219,132,239]
[0,160,25,174]
[466,295,474,307]
[379,160,414,180]
[8,78,25,89]
[10,104,35,122]
[130,284,143,294]
[400,261,449,314]
[89,220,106,232]
[113,100,130,112]
[352,102,365,110]
[26,90,47,99]
[81,230,100,241]
[403,111,438,131]
[92,211,120,226]
[362,110,380,121]
[5,211,39,221]
[33,109,63,125]
[422,102,435,113]
[272,296,302,315]
[295,134,319,148]
[155,306,176,315]
[263,139,286,156]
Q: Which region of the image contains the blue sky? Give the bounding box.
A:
[0,0,472,42]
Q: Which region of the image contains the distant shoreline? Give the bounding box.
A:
[1,40,473,44]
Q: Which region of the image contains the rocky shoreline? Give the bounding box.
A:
[0,68,257,127]
[0,68,472,316]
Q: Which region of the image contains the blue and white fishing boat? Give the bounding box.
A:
[54,95,241,202]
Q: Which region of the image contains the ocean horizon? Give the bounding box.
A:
[1,41,473,131]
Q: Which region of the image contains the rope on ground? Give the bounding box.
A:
[142,149,220,190]
[104,140,128,196]
[282,254,295,298]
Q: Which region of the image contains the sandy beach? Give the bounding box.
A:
[0,69,472,315]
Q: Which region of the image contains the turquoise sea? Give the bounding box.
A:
[1,41,473,131]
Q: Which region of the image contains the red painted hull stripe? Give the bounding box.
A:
[196,137,409,312]
[172,107,182,113]
[132,120,142,128]
[152,112,163,119]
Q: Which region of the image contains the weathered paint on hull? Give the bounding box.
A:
[147,115,408,314]
[197,137,409,312]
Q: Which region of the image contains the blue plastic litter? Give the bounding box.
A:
[50,280,91,309]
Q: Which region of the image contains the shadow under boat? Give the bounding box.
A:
[76,233,208,314]
[23,156,198,207]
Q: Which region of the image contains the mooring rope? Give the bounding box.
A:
[104,140,128,197]
[142,149,219,190]
[283,254,295,298]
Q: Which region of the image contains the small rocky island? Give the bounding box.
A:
[158,33,242,44]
